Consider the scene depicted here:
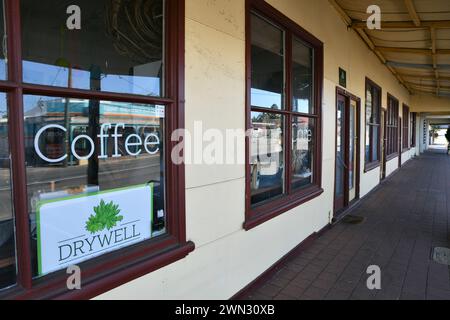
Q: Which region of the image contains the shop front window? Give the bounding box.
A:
[386,94,399,157]
[0,0,190,299]
[24,96,166,277]
[246,0,323,229]
[403,104,410,150]
[21,0,164,97]
[365,78,381,170]
[0,92,16,291]
[292,117,314,191]
[250,112,284,205]
[250,14,284,111]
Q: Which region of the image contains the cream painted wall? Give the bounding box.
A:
[95,0,415,300]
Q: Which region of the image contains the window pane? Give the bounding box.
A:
[292,117,314,190]
[372,126,379,161]
[372,87,380,124]
[365,125,370,162]
[0,92,16,290]
[21,0,164,96]
[349,101,356,190]
[366,88,372,124]
[250,112,284,206]
[24,95,166,277]
[251,14,284,110]
[0,1,6,80]
[292,38,313,114]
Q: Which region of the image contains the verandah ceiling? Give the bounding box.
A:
[330,0,450,98]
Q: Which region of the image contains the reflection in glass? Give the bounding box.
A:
[336,100,345,198]
[365,124,370,162]
[292,38,313,114]
[366,90,372,122]
[349,101,356,190]
[292,117,314,190]
[21,0,164,96]
[250,112,284,206]
[0,93,16,290]
[372,126,379,161]
[250,14,284,110]
[24,95,166,277]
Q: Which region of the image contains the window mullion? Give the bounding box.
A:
[5,0,33,289]
[285,31,292,195]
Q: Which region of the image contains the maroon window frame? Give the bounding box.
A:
[0,0,194,300]
[244,0,324,230]
[402,104,410,151]
[364,78,382,172]
[411,112,417,148]
[386,93,399,159]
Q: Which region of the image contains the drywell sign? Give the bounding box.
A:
[36,184,153,276]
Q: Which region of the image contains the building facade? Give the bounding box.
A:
[0,0,449,299]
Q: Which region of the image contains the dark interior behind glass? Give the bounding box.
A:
[21,0,164,96]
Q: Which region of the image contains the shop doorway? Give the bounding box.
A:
[381,110,387,181]
[334,88,361,216]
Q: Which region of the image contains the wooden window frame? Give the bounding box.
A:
[386,93,399,160]
[244,0,324,230]
[364,78,382,172]
[411,112,417,148]
[402,104,410,151]
[0,0,194,300]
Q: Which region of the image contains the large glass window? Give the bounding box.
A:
[21,0,164,97]
[411,112,417,147]
[403,104,410,150]
[0,93,16,291]
[292,116,315,190]
[247,2,323,228]
[0,0,189,299]
[365,79,381,169]
[292,39,313,114]
[386,95,399,157]
[251,14,284,110]
[250,112,284,204]
[24,95,165,277]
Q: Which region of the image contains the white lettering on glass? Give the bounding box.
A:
[34,123,161,163]
[125,134,143,156]
[34,124,68,163]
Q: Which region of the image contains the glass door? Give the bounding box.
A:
[381,110,387,180]
[348,99,357,203]
[334,90,360,216]
[334,94,346,212]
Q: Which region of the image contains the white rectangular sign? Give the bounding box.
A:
[36,184,153,276]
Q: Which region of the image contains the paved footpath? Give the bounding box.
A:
[243,150,450,300]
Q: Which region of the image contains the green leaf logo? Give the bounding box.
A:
[85,200,124,234]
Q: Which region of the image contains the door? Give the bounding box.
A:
[334,90,360,215]
[348,99,358,203]
[334,94,347,212]
[381,110,387,180]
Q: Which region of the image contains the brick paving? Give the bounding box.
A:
[244,150,450,300]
